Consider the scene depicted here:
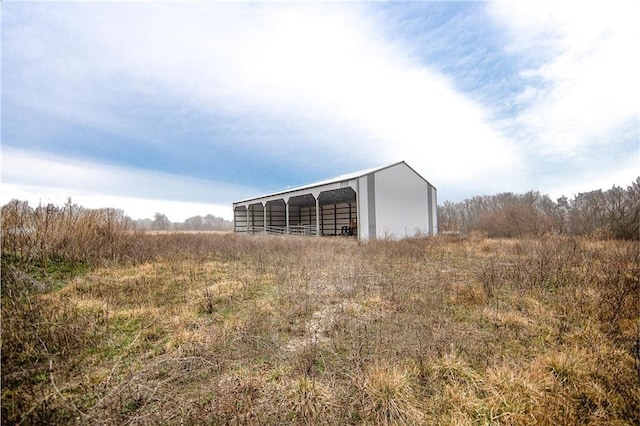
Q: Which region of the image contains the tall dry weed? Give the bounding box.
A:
[2,232,639,424]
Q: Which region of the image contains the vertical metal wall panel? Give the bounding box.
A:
[427,186,433,236]
[367,173,376,239]
[431,185,438,235]
[374,163,430,239]
[357,176,369,241]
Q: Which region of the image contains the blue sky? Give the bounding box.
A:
[2,1,638,221]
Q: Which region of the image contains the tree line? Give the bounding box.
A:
[438,177,640,239]
[137,212,232,231]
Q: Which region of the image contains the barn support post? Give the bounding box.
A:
[263,202,267,234]
[285,200,290,234]
[315,197,320,237]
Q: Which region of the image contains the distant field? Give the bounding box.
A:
[142,229,232,235]
[2,233,638,424]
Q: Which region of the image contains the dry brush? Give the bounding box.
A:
[2,226,638,424]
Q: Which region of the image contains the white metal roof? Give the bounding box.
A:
[234,160,435,205]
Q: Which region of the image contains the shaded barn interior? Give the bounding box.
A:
[234,188,357,236]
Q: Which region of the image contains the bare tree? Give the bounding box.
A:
[437,177,639,240]
[151,213,171,231]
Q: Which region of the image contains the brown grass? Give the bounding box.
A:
[2,232,639,424]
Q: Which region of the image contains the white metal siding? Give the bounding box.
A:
[374,163,430,239]
[430,185,438,235]
[357,176,370,241]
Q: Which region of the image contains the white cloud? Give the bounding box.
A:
[545,157,639,200]
[0,148,253,220]
[5,3,523,196]
[490,0,639,155]
[16,2,634,204]
[1,182,233,222]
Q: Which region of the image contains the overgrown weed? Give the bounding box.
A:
[2,232,638,424]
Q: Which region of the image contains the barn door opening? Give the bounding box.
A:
[318,188,357,236]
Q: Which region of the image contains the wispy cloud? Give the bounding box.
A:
[490,0,639,155]
[3,2,523,201]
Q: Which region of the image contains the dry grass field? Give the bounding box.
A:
[2,232,639,424]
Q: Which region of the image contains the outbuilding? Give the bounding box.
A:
[232,161,437,241]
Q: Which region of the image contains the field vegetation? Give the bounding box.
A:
[2,200,639,424]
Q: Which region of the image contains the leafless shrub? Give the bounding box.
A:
[1,199,138,266]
